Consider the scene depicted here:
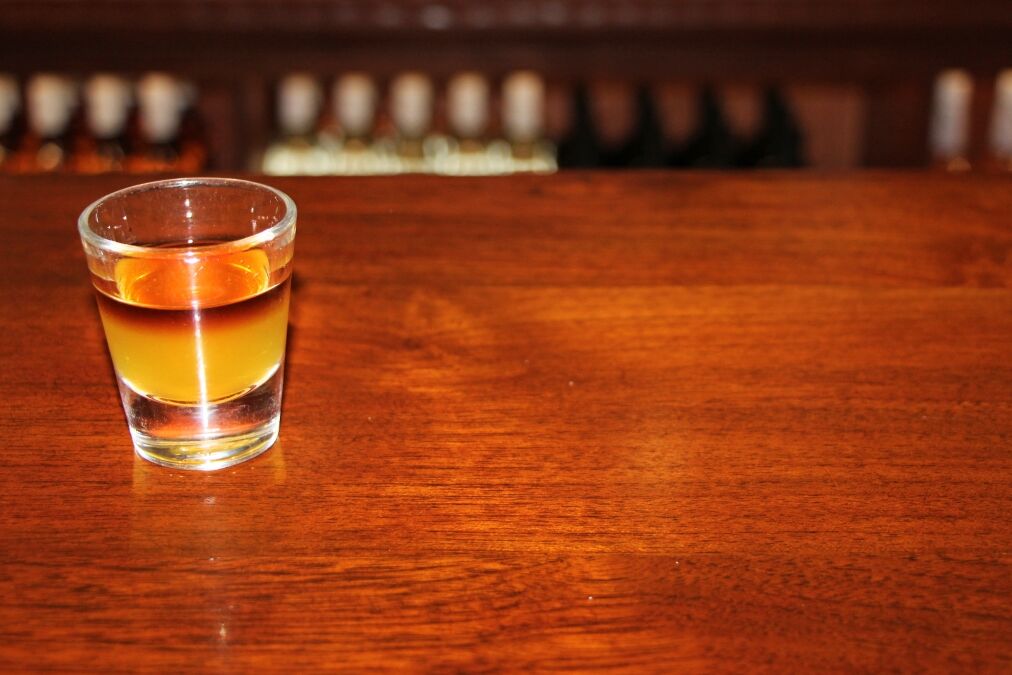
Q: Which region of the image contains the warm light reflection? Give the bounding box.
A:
[186,253,211,435]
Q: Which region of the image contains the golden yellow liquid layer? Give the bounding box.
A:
[95,249,290,403]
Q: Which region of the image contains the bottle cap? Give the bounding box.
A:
[447,72,489,139]
[0,74,19,134]
[137,72,187,143]
[277,73,322,136]
[85,74,132,139]
[334,72,377,138]
[930,69,973,159]
[502,70,545,143]
[27,73,77,138]
[390,72,433,138]
[989,69,1012,157]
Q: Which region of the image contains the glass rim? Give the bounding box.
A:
[78,177,297,257]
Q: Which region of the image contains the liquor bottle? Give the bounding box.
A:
[737,88,804,168]
[16,73,77,173]
[986,69,1012,171]
[437,71,494,175]
[0,75,21,169]
[671,86,737,168]
[929,69,973,171]
[614,85,666,167]
[261,73,329,175]
[329,72,385,175]
[175,79,208,172]
[557,83,603,168]
[74,74,132,174]
[494,70,556,173]
[387,71,440,173]
[128,72,191,173]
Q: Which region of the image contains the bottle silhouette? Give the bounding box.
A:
[17,73,78,173]
[738,88,804,168]
[75,74,132,174]
[986,69,1012,171]
[558,84,603,168]
[928,69,973,172]
[438,71,494,175]
[387,71,440,173]
[174,79,208,172]
[495,70,557,174]
[615,85,666,167]
[261,73,328,175]
[0,75,21,169]
[128,73,191,173]
[670,87,736,169]
[329,72,385,175]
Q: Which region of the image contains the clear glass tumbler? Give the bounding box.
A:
[79,178,296,470]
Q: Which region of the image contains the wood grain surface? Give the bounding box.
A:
[1,173,1010,672]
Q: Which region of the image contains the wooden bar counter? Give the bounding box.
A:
[1,173,1010,671]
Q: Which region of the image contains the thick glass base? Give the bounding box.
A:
[120,366,284,471]
[132,418,279,471]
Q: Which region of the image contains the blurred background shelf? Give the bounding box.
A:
[1,0,1010,172]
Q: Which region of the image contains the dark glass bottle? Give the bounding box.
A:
[614,85,666,168]
[670,87,737,169]
[0,76,22,170]
[74,74,132,174]
[558,84,603,168]
[128,73,207,173]
[738,88,804,168]
[20,74,77,173]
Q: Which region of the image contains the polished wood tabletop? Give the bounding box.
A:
[1,172,1010,672]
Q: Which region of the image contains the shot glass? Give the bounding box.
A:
[79,178,296,470]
